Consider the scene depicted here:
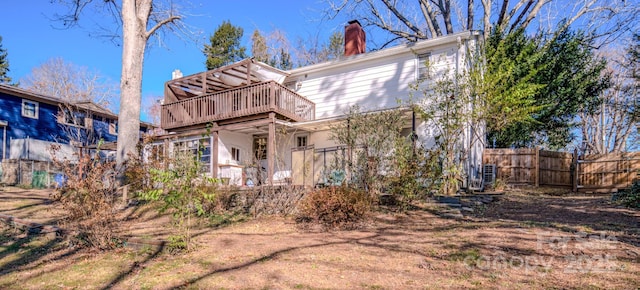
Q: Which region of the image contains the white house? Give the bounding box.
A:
[155,21,484,188]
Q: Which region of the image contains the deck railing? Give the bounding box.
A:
[161,81,315,129]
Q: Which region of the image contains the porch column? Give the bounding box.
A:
[267,113,275,186]
[163,138,170,170]
[212,123,219,179]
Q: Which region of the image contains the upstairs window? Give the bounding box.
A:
[22,100,39,119]
[59,108,86,127]
[109,121,118,135]
[417,52,431,80]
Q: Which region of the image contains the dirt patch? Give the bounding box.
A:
[0,186,638,289]
[481,191,640,247]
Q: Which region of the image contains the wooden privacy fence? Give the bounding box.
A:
[577,152,640,192]
[483,148,640,192]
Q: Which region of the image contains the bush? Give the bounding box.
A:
[141,150,218,252]
[612,179,640,208]
[51,145,121,250]
[296,185,372,229]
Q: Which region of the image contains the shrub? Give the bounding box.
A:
[296,185,372,229]
[141,150,218,252]
[50,144,121,250]
[612,179,640,208]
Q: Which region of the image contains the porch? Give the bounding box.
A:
[161,58,315,131]
[159,59,320,186]
[161,80,315,130]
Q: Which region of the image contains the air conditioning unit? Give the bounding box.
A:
[483,164,496,186]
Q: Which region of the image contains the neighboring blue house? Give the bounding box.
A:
[0,83,151,162]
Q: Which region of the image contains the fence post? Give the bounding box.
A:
[534,147,540,187]
[47,161,50,188]
[572,148,578,192]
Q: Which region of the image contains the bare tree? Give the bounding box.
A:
[144,95,163,127]
[51,0,183,175]
[21,57,118,110]
[325,0,639,47]
[579,48,639,154]
[295,31,344,66]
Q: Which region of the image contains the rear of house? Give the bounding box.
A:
[157,22,484,188]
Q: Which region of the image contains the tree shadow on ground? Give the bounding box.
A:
[0,227,78,278]
[479,194,640,247]
[101,242,165,290]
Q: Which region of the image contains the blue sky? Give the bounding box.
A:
[0,1,351,121]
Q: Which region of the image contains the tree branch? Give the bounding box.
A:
[146,15,181,39]
[380,0,425,38]
[467,0,475,31]
[519,0,551,31]
[419,0,441,37]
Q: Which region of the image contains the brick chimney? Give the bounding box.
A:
[344,20,366,56]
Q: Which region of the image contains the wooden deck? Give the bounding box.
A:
[161,81,315,130]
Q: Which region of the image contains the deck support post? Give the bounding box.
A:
[212,122,219,179]
[268,113,275,186]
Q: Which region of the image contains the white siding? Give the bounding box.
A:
[217,131,252,185]
[289,43,461,119]
[218,131,252,166]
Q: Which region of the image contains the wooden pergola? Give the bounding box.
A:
[160,58,316,186]
[164,58,290,102]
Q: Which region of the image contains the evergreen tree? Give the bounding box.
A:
[0,36,12,84]
[326,31,344,60]
[487,28,610,149]
[251,29,269,63]
[204,21,247,70]
[273,48,292,70]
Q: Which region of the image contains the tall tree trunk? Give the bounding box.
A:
[115,0,179,176]
[116,0,150,174]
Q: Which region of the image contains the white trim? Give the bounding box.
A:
[21,99,39,119]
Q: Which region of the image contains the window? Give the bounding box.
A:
[109,121,118,135]
[296,135,308,148]
[22,100,39,119]
[173,137,211,173]
[417,52,431,80]
[231,147,241,162]
[59,108,86,127]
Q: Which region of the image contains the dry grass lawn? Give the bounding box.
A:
[0,186,638,289]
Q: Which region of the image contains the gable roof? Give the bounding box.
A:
[73,101,116,116]
[0,83,154,128]
[0,83,64,105]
